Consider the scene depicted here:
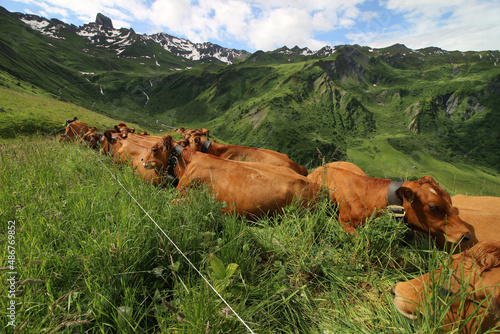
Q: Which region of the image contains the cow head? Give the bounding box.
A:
[100,130,122,155]
[142,135,188,171]
[392,241,500,332]
[199,128,210,139]
[397,176,470,245]
[114,123,135,135]
[79,127,100,149]
[188,136,208,152]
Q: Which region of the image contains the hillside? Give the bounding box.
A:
[0,73,145,138]
[0,7,499,194]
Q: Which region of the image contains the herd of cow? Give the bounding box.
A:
[58,117,500,331]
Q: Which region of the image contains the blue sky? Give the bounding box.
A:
[2,0,499,52]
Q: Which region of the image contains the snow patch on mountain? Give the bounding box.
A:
[19,16,65,39]
[15,12,336,64]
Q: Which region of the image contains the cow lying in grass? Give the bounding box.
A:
[102,131,164,185]
[79,127,101,149]
[142,135,320,218]
[392,241,500,332]
[114,122,135,134]
[57,117,89,143]
[307,162,471,246]
[187,135,308,176]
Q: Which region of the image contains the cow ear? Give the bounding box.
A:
[397,186,414,202]
[419,175,436,186]
[162,134,173,151]
[194,136,201,145]
[130,128,135,133]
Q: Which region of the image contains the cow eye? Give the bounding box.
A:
[428,204,440,212]
[151,148,157,153]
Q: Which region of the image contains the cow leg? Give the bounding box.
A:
[337,201,367,233]
[339,220,357,234]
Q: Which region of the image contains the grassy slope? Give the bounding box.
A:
[0,77,145,138]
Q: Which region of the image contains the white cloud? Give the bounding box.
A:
[143,0,367,50]
[349,0,500,50]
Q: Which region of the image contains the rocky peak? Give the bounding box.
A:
[95,13,113,29]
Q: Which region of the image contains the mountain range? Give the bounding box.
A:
[13,11,253,64]
[1,7,499,180]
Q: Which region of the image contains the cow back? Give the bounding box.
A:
[452,195,500,216]
[177,152,319,218]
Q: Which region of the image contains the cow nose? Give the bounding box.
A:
[461,234,471,243]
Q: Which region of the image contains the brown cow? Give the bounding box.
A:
[79,127,101,149]
[142,135,320,218]
[57,118,89,142]
[188,135,308,176]
[453,195,500,216]
[114,122,135,135]
[457,209,500,250]
[100,130,121,155]
[99,124,145,154]
[448,195,500,252]
[180,128,210,139]
[102,131,163,185]
[392,241,500,333]
[308,161,367,177]
[175,127,210,139]
[307,162,471,245]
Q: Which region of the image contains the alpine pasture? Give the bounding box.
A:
[2,83,500,333]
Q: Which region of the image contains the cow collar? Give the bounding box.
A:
[387,181,403,206]
[387,181,414,240]
[201,140,212,153]
[387,181,406,219]
[166,145,185,186]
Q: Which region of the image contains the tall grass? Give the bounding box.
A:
[0,135,497,333]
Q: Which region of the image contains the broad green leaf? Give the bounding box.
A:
[210,253,226,279]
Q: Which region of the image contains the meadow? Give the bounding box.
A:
[1,84,500,333]
[3,134,491,333]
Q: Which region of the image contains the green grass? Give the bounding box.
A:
[0,85,145,138]
[1,135,498,333]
